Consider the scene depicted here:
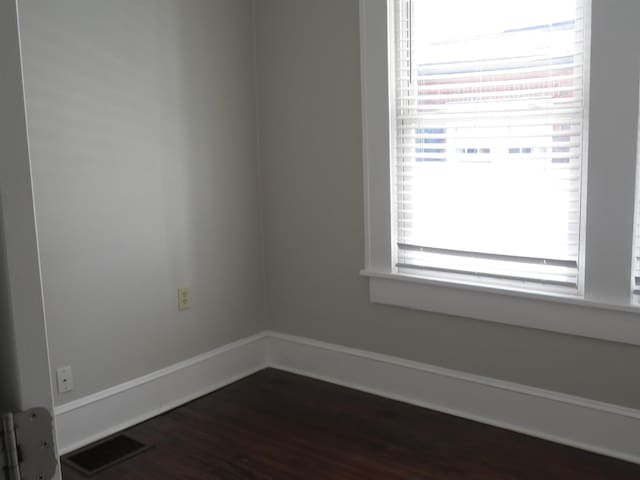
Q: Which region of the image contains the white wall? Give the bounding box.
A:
[18,0,265,404]
[256,0,640,409]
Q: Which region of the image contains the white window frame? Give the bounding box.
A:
[360,0,640,346]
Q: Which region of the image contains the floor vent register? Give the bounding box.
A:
[63,434,151,476]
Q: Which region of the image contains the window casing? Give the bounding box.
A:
[360,0,640,346]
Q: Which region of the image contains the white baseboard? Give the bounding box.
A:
[266,331,640,465]
[55,330,640,465]
[54,333,268,455]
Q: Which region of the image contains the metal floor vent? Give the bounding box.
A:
[63,434,150,476]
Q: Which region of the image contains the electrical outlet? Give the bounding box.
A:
[178,287,191,311]
[56,366,73,393]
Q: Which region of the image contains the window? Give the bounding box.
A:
[633,140,640,299]
[393,0,588,292]
[360,0,640,345]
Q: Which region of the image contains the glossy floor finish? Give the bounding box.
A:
[62,369,640,479]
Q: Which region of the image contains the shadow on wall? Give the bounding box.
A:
[0,196,20,412]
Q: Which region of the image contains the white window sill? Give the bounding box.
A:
[361,269,640,346]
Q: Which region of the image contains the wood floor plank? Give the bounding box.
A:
[61,369,640,479]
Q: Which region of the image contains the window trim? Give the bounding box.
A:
[360,0,640,346]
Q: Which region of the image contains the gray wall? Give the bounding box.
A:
[256,0,640,409]
[0,0,54,419]
[0,199,19,413]
[16,0,640,411]
[0,0,24,412]
[19,0,265,404]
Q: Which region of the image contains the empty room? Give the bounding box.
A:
[2,0,640,479]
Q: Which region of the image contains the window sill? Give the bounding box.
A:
[361,269,640,346]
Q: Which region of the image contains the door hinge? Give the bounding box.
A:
[1,408,57,480]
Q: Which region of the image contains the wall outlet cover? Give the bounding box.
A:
[57,366,74,393]
[178,287,191,311]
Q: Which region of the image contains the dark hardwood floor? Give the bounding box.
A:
[61,369,640,479]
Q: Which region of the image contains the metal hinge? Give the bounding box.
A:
[1,408,57,480]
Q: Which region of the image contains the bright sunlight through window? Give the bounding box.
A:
[391,0,589,291]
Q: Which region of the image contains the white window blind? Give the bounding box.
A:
[633,137,640,296]
[391,0,589,289]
